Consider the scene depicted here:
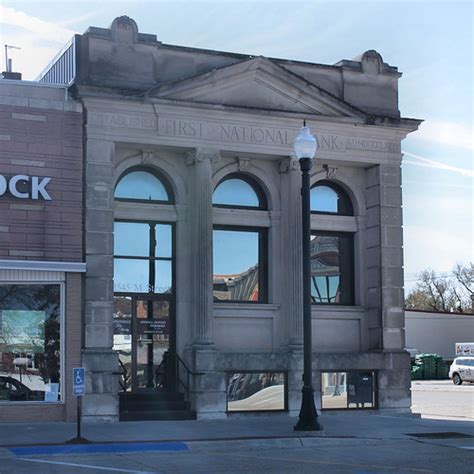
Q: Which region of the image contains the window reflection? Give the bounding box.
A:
[213,229,262,301]
[311,186,338,213]
[114,259,172,294]
[115,170,170,202]
[114,222,173,295]
[310,182,353,215]
[114,222,172,259]
[321,371,375,409]
[113,296,132,391]
[0,285,61,403]
[310,233,353,305]
[114,222,151,257]
[213,178,261,208]
[227,372,286,412]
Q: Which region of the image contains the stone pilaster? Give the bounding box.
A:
[83,138,119,422]
[186,147,220,346]
[280,157,303,348]
[365,162,409,411]
[366,164,383,350]
[379,164,405,351]
[279,157,305,415]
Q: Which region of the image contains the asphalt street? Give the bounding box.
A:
[411,380,474,419]
[0,436,473,474]
[0,382,472,473]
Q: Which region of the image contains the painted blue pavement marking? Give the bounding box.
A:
[9,441,189,456]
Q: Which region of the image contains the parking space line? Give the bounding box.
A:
[17,458,157,473]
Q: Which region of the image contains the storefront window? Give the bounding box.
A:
[0,285,61,403]
[227,371,287,412]
[321,371,376,409]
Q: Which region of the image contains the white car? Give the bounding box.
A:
[449,357,474,385]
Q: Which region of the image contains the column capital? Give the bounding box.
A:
[279,156,299,174]
[186,147,221,166]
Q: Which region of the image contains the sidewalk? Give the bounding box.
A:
[0,412,472,452]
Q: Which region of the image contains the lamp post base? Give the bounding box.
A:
[294,385,323,431]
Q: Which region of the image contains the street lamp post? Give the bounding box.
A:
[293,121,323,431]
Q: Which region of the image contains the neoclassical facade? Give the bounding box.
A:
[33,16,421,421]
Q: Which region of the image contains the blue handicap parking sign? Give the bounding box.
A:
[73,367,85,396]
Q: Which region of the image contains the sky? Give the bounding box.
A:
[0,0,472,292]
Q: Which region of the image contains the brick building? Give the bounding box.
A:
[0,81,84,421]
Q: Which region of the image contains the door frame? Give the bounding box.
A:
[127,294,175,391]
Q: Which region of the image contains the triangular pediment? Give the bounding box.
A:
[153,57,366,118]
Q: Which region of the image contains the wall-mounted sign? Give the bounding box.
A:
[138,319,168,335]
[0,174,52,200]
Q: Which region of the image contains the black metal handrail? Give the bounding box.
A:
[173,353,204,405]
[118,359,130,392]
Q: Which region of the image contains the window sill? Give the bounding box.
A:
[214,302,279,310]
[311,305,365,318]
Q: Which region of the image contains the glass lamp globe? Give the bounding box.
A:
[293,124,317,160]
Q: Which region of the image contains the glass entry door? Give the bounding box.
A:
[113,296,175,392]
[132,298,173,390]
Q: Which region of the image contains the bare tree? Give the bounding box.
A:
[452,262,474,311]
[405,263,473,313]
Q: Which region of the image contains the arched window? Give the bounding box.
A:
[310,181,354,305]
[213,174,266,209]
[114,168,173,203]
[212,173,268,303]
[113,167,174,296]
[310,181,353,215]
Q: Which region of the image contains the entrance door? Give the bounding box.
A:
[113,295,175,392]
[131,297,174,391]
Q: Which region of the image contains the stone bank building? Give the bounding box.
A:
[0,17,420,422]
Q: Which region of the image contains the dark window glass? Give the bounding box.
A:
[114,221,173,295]
[310,232,354,305]
[213,176,265,208]
[310,181,353,215]
[0,285,61,403]
[115,170,170,202]
[322,371,376,409]
[213,228,266,302]
[227,372,287,412]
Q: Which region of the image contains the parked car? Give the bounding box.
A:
[449,357,474,385]
[0,376,44,401]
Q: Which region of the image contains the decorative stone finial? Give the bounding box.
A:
[361,50,384,74]
[110,16,139,43]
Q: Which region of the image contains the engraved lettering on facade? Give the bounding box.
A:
[317,134,340,150]
[345,138,400,153]
[91,112,157,129]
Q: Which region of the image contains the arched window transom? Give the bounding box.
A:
[310,181,353,215]
[115,168,173,203]
[213,175,266,209]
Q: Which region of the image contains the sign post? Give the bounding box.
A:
[66,367,90,444]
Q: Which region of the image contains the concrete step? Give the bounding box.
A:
[120,399,190,412]
[119,391,185,402]
[119,410,197,421]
